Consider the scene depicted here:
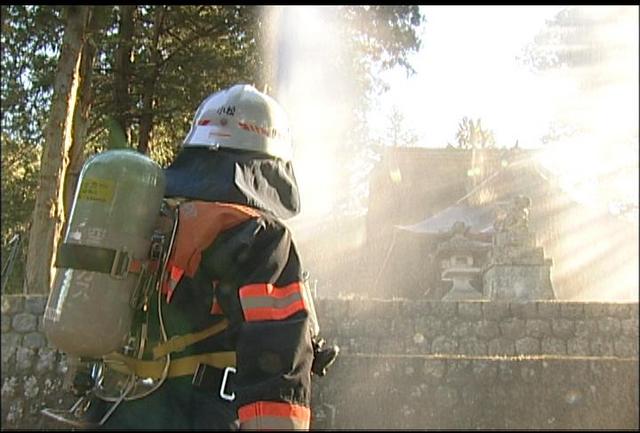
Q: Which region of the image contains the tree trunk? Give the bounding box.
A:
[113,5,135,144]
[25,6,91,294]
[137,6,165,155]
[63,13,99,214]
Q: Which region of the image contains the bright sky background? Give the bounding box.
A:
[271,5,638,221]
[366,5,639,216]
[368,5,569,148]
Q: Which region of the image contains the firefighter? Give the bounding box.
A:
[82,84,337,430]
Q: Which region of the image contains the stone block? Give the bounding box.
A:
[22,333,46,350]
[482,302,511,321]
[537,301,560,319]
[1,296,23,314]
[1,314,11,333]
[391,317,414,338]
[34,348,58,373]
[329,299,350,320]
[11,314,37,333]
[541,337,566,355]
[458,302,483,320]
[458,337,487,356]
[362,318,389,338]
[520,364,541,383]
[583,303,610,318]
[488,338,515,356]
[525,319,551,338]
[471,361,498,383]
[483,265,554,301]
[378,336,403,354]
[551,319,575,339]
[445,360,473,385]
[497,361,515,381]
[560,303,584,319]
[401,300,431,319]
[451,321,472,338]
[423,359,447,379]
[351,337,379,353]
[1,332,21,364]
[499,318,526,339]
[15,347,35,370]
[597,317,621,336]
[510,302,538,319]
[608,303,638,319]
[590,337,615,356]
[431,302,457,318]
[620,319,639,337]
[575,320,599,338]
[431,336,458,354]
[515,337,541,355]
[414,316,445,338]
[24,297,47,315]
[407,333,429,354]
[614,337,639,357]
[474,320,500,340]
[567,338,590,356]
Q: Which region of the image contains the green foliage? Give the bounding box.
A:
[80,5,264,160]
[1,132,41,293]
[1,5,65,145]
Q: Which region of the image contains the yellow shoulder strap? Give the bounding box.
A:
[152,318,230,359]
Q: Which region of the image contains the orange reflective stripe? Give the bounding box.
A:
[163,264,184,303]
[127,258,159,275]
[238,401,310,430]
[239,282,307,321]
[210,301,223,315]
[210,281,223,315]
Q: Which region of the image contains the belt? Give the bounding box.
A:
[104,351,235,379]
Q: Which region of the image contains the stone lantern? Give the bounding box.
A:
[434,221,492,301]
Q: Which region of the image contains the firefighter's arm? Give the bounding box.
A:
[206,218,314,430]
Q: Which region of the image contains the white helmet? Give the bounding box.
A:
[183,84,292,161]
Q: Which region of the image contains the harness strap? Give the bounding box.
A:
[104,351,236,379]
[55,243,156,278]
[152,319,230,359]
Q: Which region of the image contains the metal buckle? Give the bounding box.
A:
[110,249,130,279]
[219,366,236,401]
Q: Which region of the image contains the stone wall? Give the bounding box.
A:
[312,298,639,429]
[316,298,639,358]
[2,295,638,430]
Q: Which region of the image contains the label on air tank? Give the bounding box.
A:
[78,177,115,203]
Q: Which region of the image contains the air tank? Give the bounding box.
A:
[43,149,166,358]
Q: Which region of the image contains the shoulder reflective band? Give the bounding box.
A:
[54,243,140,278]
[238,401,310,430]
[238,282,306,322]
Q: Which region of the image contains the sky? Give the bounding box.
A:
[269,5,639,221]
[366,6,639,215]
[368,6,571,148]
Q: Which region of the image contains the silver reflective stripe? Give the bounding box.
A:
[241,415,308,430]
[240,292,302,310]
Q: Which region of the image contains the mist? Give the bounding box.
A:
[260,6,639,302]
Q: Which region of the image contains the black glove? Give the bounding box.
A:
[311,338,339,377]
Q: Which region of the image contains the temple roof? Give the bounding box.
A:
[396,204,497,234]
